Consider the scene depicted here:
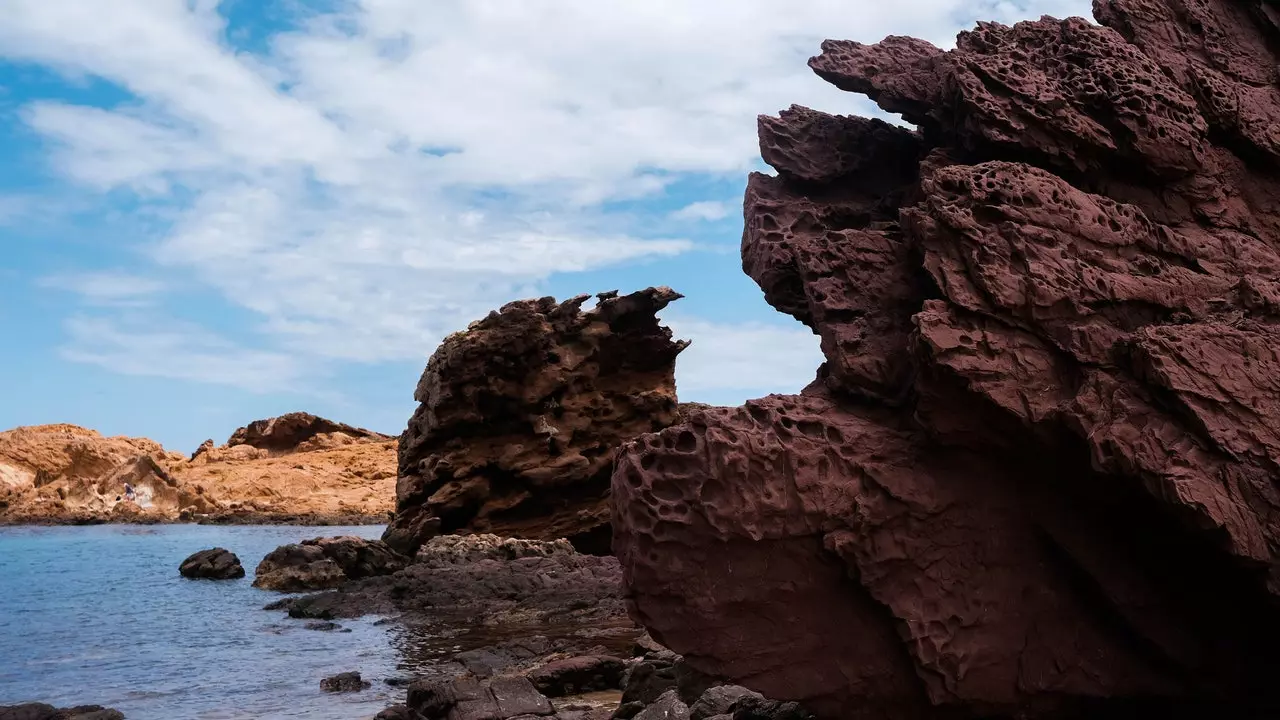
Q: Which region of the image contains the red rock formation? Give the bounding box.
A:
[385,288,687,556]
[613,3,1280,718]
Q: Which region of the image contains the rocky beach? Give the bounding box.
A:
[9,0,1280,718]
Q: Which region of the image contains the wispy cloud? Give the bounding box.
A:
[671,201,734,222]
[0,195,30,227]
[61,316,304,393]
[39,272,166,307]
[1,0,1093,394]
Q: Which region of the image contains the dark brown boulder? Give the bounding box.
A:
[252,536,407,592]
[526,655,627,697]
[178,547,244,579]
[613,2,1280,719]
[227,412,387,454]
[385,288,687,556]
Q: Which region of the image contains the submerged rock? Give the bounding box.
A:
[614,2,1280,719]
[0,704,124,720]
[320,671,371,693]
[385,288,688,556]
[253,536,407,592]
[178,547,244,579]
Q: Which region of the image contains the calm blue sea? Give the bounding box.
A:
[0,525,406,719]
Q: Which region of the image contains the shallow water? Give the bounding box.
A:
[0,525,406,719]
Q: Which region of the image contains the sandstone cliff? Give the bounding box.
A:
[613,2,1280,718]
[384,287,687,556]
[0,413,395,524]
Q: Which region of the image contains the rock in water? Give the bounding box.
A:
[614,3,1280,719]
[0,704,124,720]
[320,671,370,693]
[253,536,406,592]
[385,287,688,556]
[178,547,245,579]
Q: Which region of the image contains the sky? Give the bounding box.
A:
[0,0,1093,453]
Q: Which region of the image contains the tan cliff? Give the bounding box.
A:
[0,413,397,524]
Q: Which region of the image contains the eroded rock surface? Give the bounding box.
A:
[614,2,1280,719]
[385,288,687,556]
[253,536,407,592]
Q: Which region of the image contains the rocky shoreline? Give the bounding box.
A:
[0,511,391,527]
[0,413,397,526]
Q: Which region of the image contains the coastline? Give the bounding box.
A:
[0,512,391,527]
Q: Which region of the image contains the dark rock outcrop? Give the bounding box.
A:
[227,412,387,454]
[384,288,687,557]
[178,547,244,579]
[320,671,371,693]
[527,655,627,697]
[253,536,407,592]
[0,705,124,720]
[408,675,553,720]
[613,2,1280,719]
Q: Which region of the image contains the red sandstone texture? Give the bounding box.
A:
[385,288,687,556]
[613,2,1280,718]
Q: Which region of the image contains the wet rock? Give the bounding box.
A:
[303,621,344,632]
[227,412,387,454]
[178,547,244,579]
[407,675,553,720]
[253,536,407,592]
[320,671,371,693]
[0,704,124,720]
[613,2,1280,719]
[527,656,627,697]
[386,288,688,556]
[690,687,763,720]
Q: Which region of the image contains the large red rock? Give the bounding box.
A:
[613,3,1280,718]
[385,288,687,556]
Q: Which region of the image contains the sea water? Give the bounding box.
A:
[0,525,408,719]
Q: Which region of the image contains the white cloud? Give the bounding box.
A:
[39,272,166,307]
[0,0,1094,390]
[666,316,823,394]
[61,316,303,393]
[671,201,734,222]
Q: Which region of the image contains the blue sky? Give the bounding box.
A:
[0,0,1090,453]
